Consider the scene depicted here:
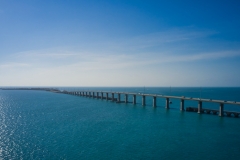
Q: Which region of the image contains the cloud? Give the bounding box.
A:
[148,50,240,64]
[6,47,240,72]
[2,27,238,72]
[0,62,30,69]
[103,28,217,52]
[14,49,79,58]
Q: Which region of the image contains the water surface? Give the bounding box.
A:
[0,87,240,159]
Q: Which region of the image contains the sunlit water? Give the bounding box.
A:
[0,87,240,159]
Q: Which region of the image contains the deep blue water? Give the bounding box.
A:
[0,87,240,159]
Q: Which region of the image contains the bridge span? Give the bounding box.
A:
[65,90,240,118]
[1,87,240,118]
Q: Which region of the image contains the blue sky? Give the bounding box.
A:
[0,0,240,86]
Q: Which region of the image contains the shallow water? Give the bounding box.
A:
[0,87,240,159]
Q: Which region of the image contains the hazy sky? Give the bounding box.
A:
[1,0,240,87]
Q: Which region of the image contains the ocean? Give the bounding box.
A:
[0,87,240,159]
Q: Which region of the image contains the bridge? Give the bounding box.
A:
[1,87,240,118]
[65,90,240,117]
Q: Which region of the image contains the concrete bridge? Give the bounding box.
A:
[1,87,240,118]
[65,90,240,117]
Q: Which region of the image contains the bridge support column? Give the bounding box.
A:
[97,92,99,98]
[180,99,185,111]
[101,92,103,100]
[219,103,224,117]
[166,98,169,109]
[198,101,202,114]
[118,93,121,102]
[125,94,128,103]
[153,96,156,107]
[93,92,95,98]
[112,93,115,101]
[133,95,136,104]
[106,93,108,100]
[142,95,145,106]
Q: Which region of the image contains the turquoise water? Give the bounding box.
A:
[0,87,240,159]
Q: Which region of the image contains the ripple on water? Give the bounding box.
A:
[1,89,240,159]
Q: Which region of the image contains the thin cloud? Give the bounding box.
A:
[107,28,217,51]
[0,62,30,69]
[44,50,240,72]
[155,50,240,63]
[15,50,79,58]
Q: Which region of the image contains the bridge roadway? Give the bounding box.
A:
[1,88,240,118]
[66,90,240,117]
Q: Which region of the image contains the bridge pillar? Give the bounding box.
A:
[180,99,185,111]
[142,95,145,106]
[198,101,202,114]
[166,98,169,109]
[101,92,103,99]
[97,92,99,98]
[93,92,95,98]
[112,93,115,101]
[133,95,136,104]
[153,96,156,107]
[219,103,224,117]
[125,94,128,103]
[106,93,108,100]
[118,93,121,102]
